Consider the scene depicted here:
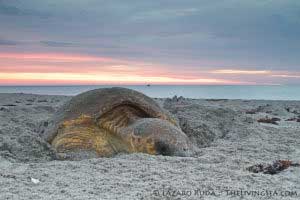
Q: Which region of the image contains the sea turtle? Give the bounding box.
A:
[45,87,196,160]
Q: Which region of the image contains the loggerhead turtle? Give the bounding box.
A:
[45,87,196,160]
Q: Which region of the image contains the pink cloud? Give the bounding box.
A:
[1,52,297,85]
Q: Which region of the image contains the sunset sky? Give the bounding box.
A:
[0,0,300,85]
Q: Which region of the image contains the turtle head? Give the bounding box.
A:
[130,118,197,157]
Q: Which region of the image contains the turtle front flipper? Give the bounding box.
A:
[51,115,127,160]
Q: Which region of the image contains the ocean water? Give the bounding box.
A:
[0,85,299,100]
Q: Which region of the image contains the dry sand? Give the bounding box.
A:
[0,93,299,200]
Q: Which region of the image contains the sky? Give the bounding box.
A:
[0,0,299,85]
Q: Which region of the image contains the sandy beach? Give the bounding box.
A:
[0,93,299,200]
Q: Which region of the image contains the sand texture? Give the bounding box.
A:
[0,93,299,200]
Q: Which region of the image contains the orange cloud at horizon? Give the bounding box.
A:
[0,52,248,85]
[1,52,296,85]
[0,72,247,85]
[211,69,271,75]
[271,74,300,78]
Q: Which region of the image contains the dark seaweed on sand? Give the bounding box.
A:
[247,160,300,175]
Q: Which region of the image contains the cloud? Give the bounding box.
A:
[0,38,19,46]
[1,52,298,85]
[40,41,77,47]
[0,1,51,18]
[271,75,300,78]
[0,2,23,16]
[212,70,271,75]
[0,0,299,84]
